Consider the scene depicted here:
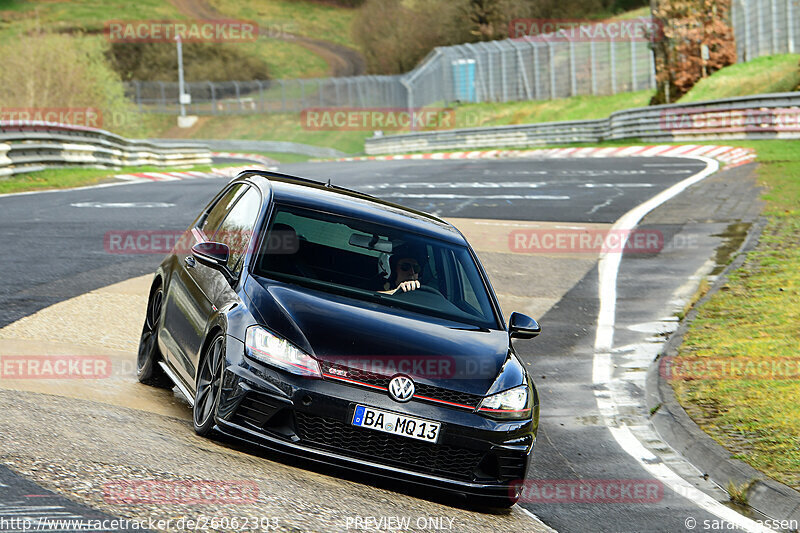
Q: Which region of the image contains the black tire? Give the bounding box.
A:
[193,333,225,437]
[137,285,173,388]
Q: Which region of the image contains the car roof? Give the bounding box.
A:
[239,170,466,245]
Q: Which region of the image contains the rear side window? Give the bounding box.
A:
[213,186,262,273]
[200,184,247,236]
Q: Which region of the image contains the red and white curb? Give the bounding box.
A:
[211,152,279,166]
[115,164,277,183]
[322,145,757,169]
[115,170,227,183]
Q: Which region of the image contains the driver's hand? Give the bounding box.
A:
[394,280,420,293]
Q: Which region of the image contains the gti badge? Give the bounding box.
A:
[388,375,415,402]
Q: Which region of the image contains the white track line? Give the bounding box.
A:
[592,155,775,533]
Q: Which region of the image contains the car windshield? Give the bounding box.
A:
[252,203,500,329]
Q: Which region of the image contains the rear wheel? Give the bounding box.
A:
[137,285,172,388]
[193,333,225,437]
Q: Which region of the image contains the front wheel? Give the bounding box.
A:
[137,285,172,388]
[193,333,225,437]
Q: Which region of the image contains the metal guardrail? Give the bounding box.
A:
[0,122,212,178]
[364,92,800,155]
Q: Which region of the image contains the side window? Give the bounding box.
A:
[456,261,481,311]
[200,184,246,236]
[213,187,262,273]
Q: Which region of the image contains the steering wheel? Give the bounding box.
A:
[411,285,444,297]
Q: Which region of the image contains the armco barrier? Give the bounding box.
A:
[0,121,211,177]
[364,92,800,155]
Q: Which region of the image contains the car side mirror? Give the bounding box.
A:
[509,312,541,339]
[192,241,230,269]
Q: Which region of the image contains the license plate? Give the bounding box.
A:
[352,405,440,443]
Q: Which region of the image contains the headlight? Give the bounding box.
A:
[477,384,531,420]
[245,326,321,378]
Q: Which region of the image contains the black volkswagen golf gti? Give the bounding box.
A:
[137,170,542,507]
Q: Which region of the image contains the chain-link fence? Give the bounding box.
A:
[732,0,799,61]
[124,2,796,116]
[124,28,656,114]
[125,76,407,115]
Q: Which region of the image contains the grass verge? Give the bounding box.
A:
[0,164,237,195]
[678,54,800,103]
[665,139,800,491]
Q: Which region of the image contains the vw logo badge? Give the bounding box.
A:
[388,375,415,402]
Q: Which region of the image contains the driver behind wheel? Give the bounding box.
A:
[379,245,424,294]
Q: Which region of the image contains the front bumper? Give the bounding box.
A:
[216,336,538,500]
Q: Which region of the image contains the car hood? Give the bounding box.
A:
[244,275,511,395]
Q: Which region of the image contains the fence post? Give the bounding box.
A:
[590,41,597,96]
[208,82,216,114]
[489,41,507,102]
[649,48,656,89]
[569,40,577,96]
[610,41,617,94]
[133,81,141,111]
[548,40,556,98]
[630,37,637,91]
[255,80,263,112]
[756,0,764,57]
[532,41,541,100]
[232,81,241,112]
[771,0,778,53]
[158,81,166,113]
[789,0,796,53]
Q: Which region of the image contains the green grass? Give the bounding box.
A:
[235,39,329,80]
[449,90,655,128]
[680,54,800,103]
[0,0,357,79]
[146,112,370,154]
[0,163,236,194]
[208,0,360,49]
[667,139,800,490]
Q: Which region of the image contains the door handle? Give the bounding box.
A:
[184,256,196,268]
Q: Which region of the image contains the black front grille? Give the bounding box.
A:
[413,383,483,408]
[318,361,484,409]
[295,412,484,481]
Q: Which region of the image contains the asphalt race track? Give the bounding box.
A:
[0,156,768,532]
